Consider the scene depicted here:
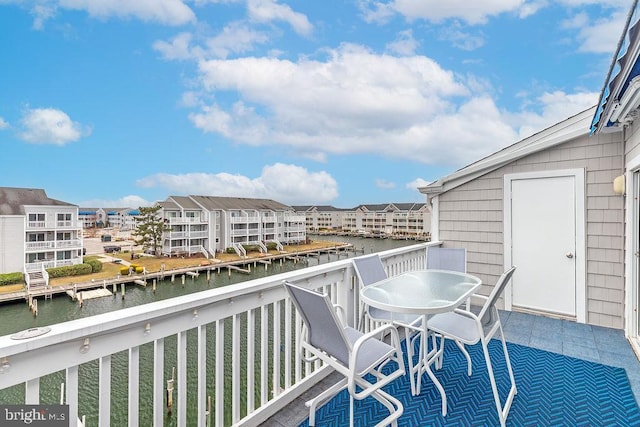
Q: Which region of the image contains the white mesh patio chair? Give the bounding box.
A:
[426,246,471,370]
[426,246,467,273]
[353,254,423,395]
[426,266,518,427]
[283,281,405,427]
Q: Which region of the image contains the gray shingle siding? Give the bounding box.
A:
[437,132,625,328]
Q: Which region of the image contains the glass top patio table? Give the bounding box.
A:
[360,269,482,316]
[359,269,482,416]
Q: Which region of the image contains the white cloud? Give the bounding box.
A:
[191,44,500,165]
[153,32,201,61]
[205,22,271,58]
[181,40,601,168]
[362,0,525,25]
[568,10,628,54]
[0,117,9,129]
[78,195,152,208]
[154,24,270,62]
[509,90,598,139]
[439,26,485,51]
[375,179,396,189]
[22,0,196,27]
[386,29,420,56]
[136,163,339,204]
[407,178,430,190]
[247,0,313,36]
[30,4,57,30]
[18,108,91,145]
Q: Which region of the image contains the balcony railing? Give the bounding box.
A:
[24,258,82,273]
[27,221,82,229]
[168,216,208,225]
[25,239,83,251]
[0,243,431,427]
[189,231,208,238]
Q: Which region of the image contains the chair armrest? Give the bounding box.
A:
[452,307,481,321]
[348,323,404,398]
[333,303,347,325]
[358,322,399,345]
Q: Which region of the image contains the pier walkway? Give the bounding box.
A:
[0,244,357,305]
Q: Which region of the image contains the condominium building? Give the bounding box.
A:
[294,203,430,236]
[0,187,83,280]
[78,207,141,230]
[291,205,348,232]
[158,195,306,257]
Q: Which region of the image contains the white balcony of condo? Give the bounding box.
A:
[168,231,188,239]
[27,220,81,229]
[168,215,207,225]
[189,230,208,239]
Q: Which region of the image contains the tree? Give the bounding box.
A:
[131,205,169,256]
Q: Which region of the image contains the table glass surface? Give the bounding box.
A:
[360,270,482,315]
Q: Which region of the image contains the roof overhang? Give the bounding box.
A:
[591,0,640,134]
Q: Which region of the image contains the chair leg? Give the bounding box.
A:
[480,334,517,427]
[454,340,472,376]
[370,388,403,427]
[350,395,354,427]
[306,378,348,427]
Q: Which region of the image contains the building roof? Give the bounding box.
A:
[292,205,349,212]
[0,187,76,215]
[79,208,99,215]
[420,107,595,197]
[354,203,427,212]
[188,195,292,211]
[157,200,180,210]
[169,196,202,210]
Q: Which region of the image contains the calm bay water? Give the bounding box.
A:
[0,236,415,425]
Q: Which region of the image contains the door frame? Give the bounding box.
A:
[625,154,640,355]
[503,169,586,323]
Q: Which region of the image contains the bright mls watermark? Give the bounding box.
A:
[0,405,68,426]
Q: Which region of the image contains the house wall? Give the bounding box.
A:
[625,120,640,162]
[437,131,625,328]
[0,216,25,274]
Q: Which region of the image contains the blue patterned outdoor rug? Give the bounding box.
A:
[298,339,640,426]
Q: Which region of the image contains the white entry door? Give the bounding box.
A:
[506,170,585,319]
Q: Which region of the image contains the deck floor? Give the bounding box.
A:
[261,310,640,426]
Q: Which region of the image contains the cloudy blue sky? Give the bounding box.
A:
[0,0,631,208]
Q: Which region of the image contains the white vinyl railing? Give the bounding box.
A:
[0,243,433,427]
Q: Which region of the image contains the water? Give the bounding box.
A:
[0,236,415,425]
[0,236,412,337]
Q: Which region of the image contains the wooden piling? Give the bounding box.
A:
[166,367,175,414]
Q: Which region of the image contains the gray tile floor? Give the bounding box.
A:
[261,311,640,426]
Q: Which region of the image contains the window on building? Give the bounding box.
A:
[28,213,45,222]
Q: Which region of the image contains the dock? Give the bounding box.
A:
[0,243,356,305]
[66,288,113,301]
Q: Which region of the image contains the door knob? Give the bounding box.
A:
[566,252,574,259]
